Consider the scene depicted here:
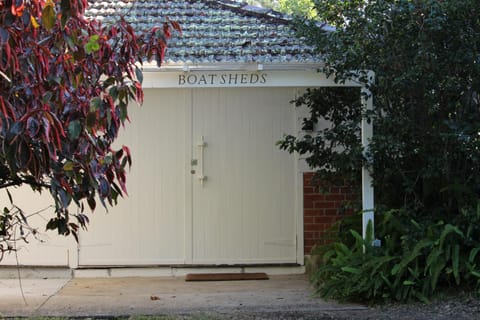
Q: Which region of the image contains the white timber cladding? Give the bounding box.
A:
[0,67,374,267]
[190,88,297,264]
[78,86,300,266]
[78,89,189,265]
[0,190,76,266]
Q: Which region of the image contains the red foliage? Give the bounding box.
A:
[0,0,178,240]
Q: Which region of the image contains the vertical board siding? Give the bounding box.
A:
[191,88,297,264]
[0,190,75,266]
[3,87,300,267]
[78,89,188,265]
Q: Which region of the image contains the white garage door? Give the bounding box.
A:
[78,88,298,266]
[191,88,297,264]
[78,89,189,265]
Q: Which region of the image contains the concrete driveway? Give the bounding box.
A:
[0,274,367,318]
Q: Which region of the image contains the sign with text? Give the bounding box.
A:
[178,72,268,86]
[141,69,360,89]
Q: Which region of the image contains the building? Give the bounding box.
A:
[1,0,370,276]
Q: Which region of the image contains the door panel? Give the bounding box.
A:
[191,88,297,264]
[78,87,298,266]
[78,89,188,265]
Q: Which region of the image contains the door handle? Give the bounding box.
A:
[197,136,207,185]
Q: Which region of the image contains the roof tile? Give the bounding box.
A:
[86,0,322,64]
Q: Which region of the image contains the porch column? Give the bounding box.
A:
[361,87,374,241]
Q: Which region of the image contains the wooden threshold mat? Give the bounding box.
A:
[185,272,269,282]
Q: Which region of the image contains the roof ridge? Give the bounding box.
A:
[204,0,291,24]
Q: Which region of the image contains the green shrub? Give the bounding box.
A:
[312,204,480,303]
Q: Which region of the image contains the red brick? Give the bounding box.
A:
[303,173,313,184]
[304,209,321,217]
[304,232,315,241]
[317,201,337,209]
[345,194,359,201]
[313,202,327,210]
[303,186,316,194]
[324,194,346,201]
[304,197,314,209]
[310,208,324,215]
[340,187,353,194]
[304,216,315,224]
[323,209,339,216]
[314,216,334,224]
[329,187,340,193]
[307,237,315,242]
[303,172,361,253]
[311,193,326,200]
[304,224,322,231]
[305,193,322,201]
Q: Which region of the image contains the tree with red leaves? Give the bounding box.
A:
[0,0,179,259]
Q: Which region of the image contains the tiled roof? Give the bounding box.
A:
[85,0,324,64]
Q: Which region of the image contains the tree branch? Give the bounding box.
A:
[0,179,50,190]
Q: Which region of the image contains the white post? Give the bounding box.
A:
[361,86,374,241]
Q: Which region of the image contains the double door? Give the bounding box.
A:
[78,88,298,266]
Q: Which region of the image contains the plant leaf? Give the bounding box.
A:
[42,0,56,30]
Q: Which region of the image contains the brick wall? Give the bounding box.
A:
[303,172,358,255]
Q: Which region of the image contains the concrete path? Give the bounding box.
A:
[0,275,367,318]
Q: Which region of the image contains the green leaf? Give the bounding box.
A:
[68,120,82,140]
[85,35,100,54]
[365,219,374,244]
[63,161,74,172]
[349,228,363,243]
[452,244,460,285]
[62,35,75,50]
[60,0,71,27]
[341,266,361,274]
[90,97,102,112]
[429,256,447,292]
[86,112,97,131]
[42,0,56,31]
[333,242,351,257]
[109,86,119,101]
[469,247,480,263]
[119,102,128,122]
[392,239,433,276]
[439,224,464,247]
[135,66,144,84]
[426,247,443,274]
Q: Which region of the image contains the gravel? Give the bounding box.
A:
[10,295,479,319]
[159,294,480,320]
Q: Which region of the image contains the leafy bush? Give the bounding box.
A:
[279,0,480,303]
[313,204,480,302]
